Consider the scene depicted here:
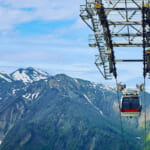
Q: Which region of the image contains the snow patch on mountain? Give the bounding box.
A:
[32,73,47,81]
[83,94,103,116]
[101,85,116,93]
[74,79,79,84]
[11,68,49,83]
[136,137,141,140]
[33,68,48,76]
[32,92,40,99]
[23,92,40,100]
[0,72,10,75]
[12,71,32,83]
[84,94,92,105]
[113,101,119,112]
[91,82,115,93]
[22,93,32,100]
[92,83,97,88]
[0,73,12,82]
[12,89,20,95]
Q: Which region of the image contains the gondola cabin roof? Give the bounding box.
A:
[122,88,139,96]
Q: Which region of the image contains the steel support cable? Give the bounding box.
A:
[143,78,147,150]
[115,78,126,150]
[142,1,147,149]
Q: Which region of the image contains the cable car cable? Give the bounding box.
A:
[142,1,147,149]
[115,79,126,150]
[143,78,147,150]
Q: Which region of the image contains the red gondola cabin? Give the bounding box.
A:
[120,90,142,117]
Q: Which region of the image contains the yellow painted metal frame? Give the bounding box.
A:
[95,3,101,9]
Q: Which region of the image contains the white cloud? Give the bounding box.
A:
[0,0,85,31]
[70,18,86,30]
[0,6,35,30]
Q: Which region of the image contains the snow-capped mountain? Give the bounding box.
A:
[0,68,118,143]
[0,68,148,150]
[10,67,49,83]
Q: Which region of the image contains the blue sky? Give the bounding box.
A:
[0,0,148,88]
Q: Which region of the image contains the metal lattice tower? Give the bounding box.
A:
[80,0,150,79]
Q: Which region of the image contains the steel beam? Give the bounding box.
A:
[104,8,141,10]
[113,44,143,47]
[108,21,142,25]
[115,59,143,62]
[98,33,142,37]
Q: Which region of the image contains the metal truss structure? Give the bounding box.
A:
[80,0,150,80]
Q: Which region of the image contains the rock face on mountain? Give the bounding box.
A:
[0,68,145,150]
[0,67,49,141]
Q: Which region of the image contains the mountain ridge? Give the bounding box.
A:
[0,67,148,150]
[0,67,49,84]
